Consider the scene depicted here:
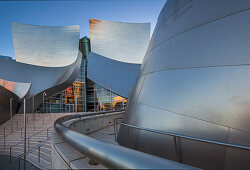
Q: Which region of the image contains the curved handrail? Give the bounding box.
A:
[54,110,198,169]
[11,126,53,149]
[118,122,250,150]
[0,113,50,140]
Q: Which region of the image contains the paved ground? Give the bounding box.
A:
[0,113,120,170]
[0,113,73,169]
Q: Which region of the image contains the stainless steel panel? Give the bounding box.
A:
[180,139,227,170]
[118,102,140,149]
[155,0,191,30]
[0,84,22,124]
[118,1,250,169]
[17,50,82,114]
[0,78,30,98]
[139,45,160,76]
[87,52,141,98]
[129,75,145,103]
[151,0,250,52]
[154,9,250,72]
[125,103,229,142]
[0,23,81,118]
[89,19,150,64]
[224,129,250,170]
[119,103,229,169]
[12,23,80,67]
[138,66,250,133]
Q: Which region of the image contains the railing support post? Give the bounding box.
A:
[9,147,11,163]
[27,138,30,151]
[47,128,49,139]
[114,118,117,142]
[38,146,40,163]
[18,157,20,170]
[20,128,22,138]
[173,136,182,163]
[3,127,5,149]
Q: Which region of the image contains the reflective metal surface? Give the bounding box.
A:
[54,110,199,169]
[0,23,81,122]
[87,52,141,97]
[12,23,80,67]
[0,80,23,124]
[88,19,150,97]
[89,19,150,64]
[0,78,30,99]
[118,1,250,169]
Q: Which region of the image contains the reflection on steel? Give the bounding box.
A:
[0,23,81,123]
[89,19,150,64]
[0,79,28,124]
[12,23,80,67]
[87,52,141,97]
[0,78,31,98]
[118,0,250,169]
[54,111,199,169]
[119,122,250,150]
[88,19,150,97]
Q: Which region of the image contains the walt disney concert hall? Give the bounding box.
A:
[1,0,250,169]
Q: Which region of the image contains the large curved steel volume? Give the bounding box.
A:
[0,23,81,123]
[118,0,250,169]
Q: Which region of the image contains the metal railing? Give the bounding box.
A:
[9,126,53,159]
[9,125,53,170]
[1,113,57,148]
[54,110,198,169]
[114,120,250,164]
[10,137,51,170]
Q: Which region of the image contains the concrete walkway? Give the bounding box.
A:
[0,113,73,169]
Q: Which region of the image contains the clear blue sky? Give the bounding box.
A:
[0,0,166,58]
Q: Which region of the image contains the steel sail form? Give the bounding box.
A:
[118,0,250,169]
[88,19,150,97]
[0,23,81,123]
[0,78,31,124]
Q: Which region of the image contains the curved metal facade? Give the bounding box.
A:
[88,19,150,97]
[0,23,81,122]
[12,23,80,67]
[89,19,150,64]
[0,78,31,99]
[118,1,250,169]
[0,78,30,124]
[87,52,140,97]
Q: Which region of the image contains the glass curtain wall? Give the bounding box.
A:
[86,78,127,112]
[36,37,90,113]
[36,36,127,113]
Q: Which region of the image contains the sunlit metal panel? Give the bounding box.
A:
[12,23,80,67]
[89,19,150,64]
[88,19,150,97]
[87,52,140,97]
[0,78,30,98]
[0,23,81,122]
[118,0,250,169]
